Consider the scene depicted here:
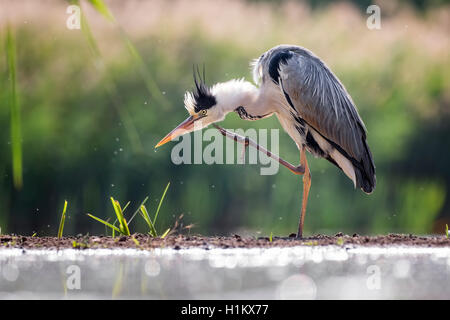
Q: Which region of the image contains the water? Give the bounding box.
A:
[0,246,449,299]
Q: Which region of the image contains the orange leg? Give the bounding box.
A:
[297,145,311,238]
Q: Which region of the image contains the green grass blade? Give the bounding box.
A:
[85,0,169,109]
[122,201,131,213]
[140,205,157,237]
[139,204,151,226]
[121,34,169,109]
[153,182,170,226]
[128,196,149,224]
[446,224,448,239]
[77,1,143,152]
[87,213,121,233]
[57,200,68,239]
[122,217,130,236]
[110,198,130,236]
[110,197,125,233]
[6,25,22,190]
[87,0,115,22]
[161,228,170,239]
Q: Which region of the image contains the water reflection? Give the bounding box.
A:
[0,246,449,299]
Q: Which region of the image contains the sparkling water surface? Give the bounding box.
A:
[0,246,449,299]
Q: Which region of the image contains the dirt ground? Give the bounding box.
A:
[0,233,449,250]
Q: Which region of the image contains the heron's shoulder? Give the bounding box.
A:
[257,45,323,84]
[262,45,318,63]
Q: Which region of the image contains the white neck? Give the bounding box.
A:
[211,79,271,116]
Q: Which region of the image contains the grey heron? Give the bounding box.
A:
[155,45,376,237]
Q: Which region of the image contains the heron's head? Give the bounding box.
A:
[155,72,249,148]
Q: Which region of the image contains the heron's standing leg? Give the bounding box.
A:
[298,145,311,238]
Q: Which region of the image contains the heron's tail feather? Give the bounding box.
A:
[355,140,376,194]
[327,140,376,194]
[307,126,376,194]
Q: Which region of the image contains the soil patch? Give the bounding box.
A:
[0,233,449,251]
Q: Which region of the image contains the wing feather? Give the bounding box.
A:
[281,52,365,159]
[264,46,375,192]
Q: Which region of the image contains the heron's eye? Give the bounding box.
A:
[200,110,208,116]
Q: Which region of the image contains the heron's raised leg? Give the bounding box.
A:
[213,124,310,237]
[213,124,305,175]
[298,145,311,238]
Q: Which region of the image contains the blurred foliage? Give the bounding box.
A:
[0,0,449,236]
[5,25,22,190]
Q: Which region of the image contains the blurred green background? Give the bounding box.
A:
[0,0,449,237]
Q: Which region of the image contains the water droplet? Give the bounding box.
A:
[162,91,166,95]
[279,217,283,220]
[272,184,276,188]
[119,148,123,152]
[144,101,148,105]
[115,137,120,142]
[113,151,118,155]
[180,181,184,185]
[211,185,215,188]
[111,184,115,187]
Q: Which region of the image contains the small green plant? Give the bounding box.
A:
[446,224,448,239]
[88,197,130,236]
[269,232,273,242]
[57,200,68,239]
[139,182,171,237]
[87,182,171,237]
[336,237,344,246]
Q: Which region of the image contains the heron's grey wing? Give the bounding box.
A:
[277,49,375,192]
[279,53,363,158]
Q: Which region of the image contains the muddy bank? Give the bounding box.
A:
[0,233,449,250]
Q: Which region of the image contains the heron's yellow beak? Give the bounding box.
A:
[155,115,196,148]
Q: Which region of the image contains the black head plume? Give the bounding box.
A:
[192,64,216,113]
